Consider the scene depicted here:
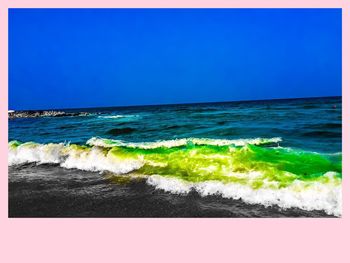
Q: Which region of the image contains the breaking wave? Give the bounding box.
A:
[86,136,282,149]
[97,114,139,119]
[147,174,341,216]
[8,137,342,216]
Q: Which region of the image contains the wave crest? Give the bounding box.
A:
[9,141,143,174]
[147,174,341,216]
[86,136,282,149]
[97,114,139,119]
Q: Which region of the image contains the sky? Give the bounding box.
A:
[9,8,341,110]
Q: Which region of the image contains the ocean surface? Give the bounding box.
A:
[8,96,342,217]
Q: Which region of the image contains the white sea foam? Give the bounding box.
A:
[8,142,143,175]
[61,147,143,174]
[97,114,139,119]
[8,142,65,165]
[86,137,282,149]
[146,174,342,216]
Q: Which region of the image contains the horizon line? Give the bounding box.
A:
[9,95,341,112]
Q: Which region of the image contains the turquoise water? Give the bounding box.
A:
[9,97,341,153]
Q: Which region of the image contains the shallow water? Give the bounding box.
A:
[8,96,342,217]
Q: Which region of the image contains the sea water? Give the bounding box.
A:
[8,96,342,217]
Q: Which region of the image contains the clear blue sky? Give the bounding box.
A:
[9,8,341,110]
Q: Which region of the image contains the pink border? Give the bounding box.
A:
[1,1,349,262]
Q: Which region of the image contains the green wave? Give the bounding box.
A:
[9,138,341,189]
[108,143,341,189]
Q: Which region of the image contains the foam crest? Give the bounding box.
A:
[97,114,139,119]
[8,142,65,165]
[147,174,341,216]
[61,146,144,174]
[86,136,282,149]
[9,141,143,174]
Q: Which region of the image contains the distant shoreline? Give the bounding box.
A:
[8,110,89,119]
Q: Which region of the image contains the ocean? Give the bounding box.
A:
[8,96,342,217]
